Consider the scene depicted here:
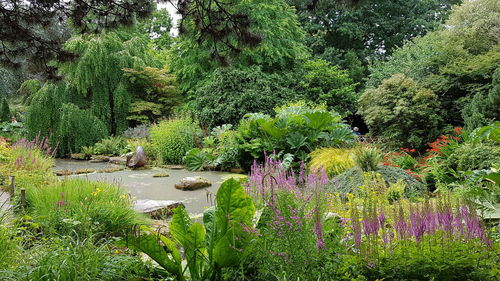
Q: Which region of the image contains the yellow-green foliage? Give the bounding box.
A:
[309,147,356,177]
[150,117,199,164]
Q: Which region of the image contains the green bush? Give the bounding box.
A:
[93,136,127,156]
[27,179,146,238]
[215,130,242,170]
[354,147,382,172]
[300,59,358,116]
[193,66,300,128]
[183,148,215,171]
[462,67,500,130]
[359,73,442,150]
[238,101,354,164]
[0,223,20,270]
[150,117,199,164]
[0,237,157,281]
[57,103,108,156]
[332,165,425,198]
[446,142,500,172]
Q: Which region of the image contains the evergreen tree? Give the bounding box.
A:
[0,98,10,122]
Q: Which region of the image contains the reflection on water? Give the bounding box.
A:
[54,159,233,216]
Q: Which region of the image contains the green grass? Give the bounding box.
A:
[27,178,148,238]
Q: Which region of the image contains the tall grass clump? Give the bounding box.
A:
[27,179,146,238]
[309,147,356,177]
[354,147,382,172]
[150,117,199,164]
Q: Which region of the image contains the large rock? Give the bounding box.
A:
[134,199,184,219]
[126,146,147,168]
[174,176,212,191]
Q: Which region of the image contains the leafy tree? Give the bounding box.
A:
[286,0,459,83]
[138,8,174,50]
[60,30,159,134]
[0,67,22,96]
[124,66,182,125]
[359,74,442,150]
[25,84,65,143]
[366,0,500,126]
[299,59,357,116]
[0,98,10,122]
[16,79,42,105]
[57,104,109,156]
[0,0,154,78]
[193,66,300,128]
[170,0,309,91]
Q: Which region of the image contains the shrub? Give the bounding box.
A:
[93,136,127,156]
[0,220,20,270]
[123,124,150,140]
[354,147,382,172]
[150,117,199,164]
[193,66,300,128]
[309,148,356,177]
[359,74,442,150]
[0,237,157,281]
[238,101,354,164]
[215,130,242,170]
[446,142,500,172]
[300,59,358,116]
[27,179,146,238]
[183,148,215,171]
[56,103,108,156]
[332,165,425,198]
[462,67,500,130]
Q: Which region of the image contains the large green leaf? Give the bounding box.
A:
[117,226,183,280]
[213,178,256,267]
[170,207,207,280]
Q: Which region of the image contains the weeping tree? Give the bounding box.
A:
[60,30,160,135]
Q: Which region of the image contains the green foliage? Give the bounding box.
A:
[56,103,108,156]
[214,130,242,170]
[25,83,65,145]
[354,147,382,172]
[366,0,500,126]
[238,102,354,163]
[359,74,442,150]
[184,148,215,171]
[16,79,42,105]
[150,118,199,164]
[0,237,157,281]
[137,8,173,50]
[93,136,127,156]
[122,179,255,281]
[288,0,457,84]
[27,179,146,238]
[446,143,500,172]
[362,236,498,281]
[193,66,300,128]
[0,223,20,270]
[0,98,11,122]
[333,166,425,198]
[309,148,356,177]
[124,66,182,126]
[60,29,159,134]
[300,59,358,116]
[170,0,309,92]
[462,67,500,130]
[0,67,22,97]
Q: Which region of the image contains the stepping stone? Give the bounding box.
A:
[174,176,212,191]
[134,199,184,219]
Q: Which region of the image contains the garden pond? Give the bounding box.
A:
[53,159,235,216]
